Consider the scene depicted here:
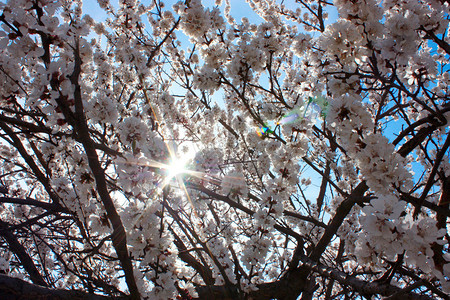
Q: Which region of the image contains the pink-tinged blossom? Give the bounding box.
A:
[0,0,448,298]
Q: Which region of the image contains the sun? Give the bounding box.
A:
[161,145,198,188]
[166,156,189,181]
[156,142,202,189]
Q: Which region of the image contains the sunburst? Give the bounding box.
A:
[162,154,192,187]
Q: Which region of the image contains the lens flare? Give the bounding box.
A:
[255,96,328,136]
[256,126,270,137]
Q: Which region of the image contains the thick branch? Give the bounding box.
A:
[299,255,435,300]
[171,230,215,285]
[0,197,68,213]
[0,221,47,287]
[309,181,368,262]
[421,26,450,55]
[0,121,61,205]
[68,40,139,299]
[0,274,118,300]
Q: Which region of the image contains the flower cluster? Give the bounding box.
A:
[327,95,413,195]
[0,0,448,298]
[356,195,446,278]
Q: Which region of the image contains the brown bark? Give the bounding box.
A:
[0,274,119,300]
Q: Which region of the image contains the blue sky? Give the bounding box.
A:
[82,0,338,26]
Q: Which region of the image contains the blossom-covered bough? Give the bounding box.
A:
[0,0,449,299]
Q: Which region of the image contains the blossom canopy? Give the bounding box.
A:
[0,0,449,299]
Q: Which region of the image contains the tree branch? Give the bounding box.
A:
[0,221,47,287]
[0,274,119,300]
